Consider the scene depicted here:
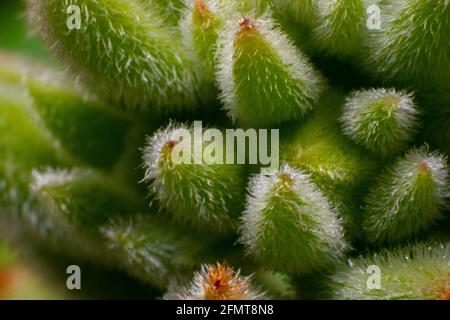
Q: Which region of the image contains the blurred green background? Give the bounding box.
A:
[0,1,50,60]
[0,0,59,300]
[0,2,160,300]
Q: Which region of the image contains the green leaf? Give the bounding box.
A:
[27,76,135,169]
[30,168,227,289]
[274,0,318,28]
[0,77,70,214]
[280,90,378,238]
[217,15,324,128]
[142,122,247,233]
[240,165,346,274]
[340,88,420,159]
[144,0,186,26]
[363,147,449,243]
[313,0,365,58]
[181,0,223,84]
[31,169,142,228]
[332,242,450,300]
[366,0,450,91]
[26,0,202,112]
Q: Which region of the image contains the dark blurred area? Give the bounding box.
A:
[0,1,50,60]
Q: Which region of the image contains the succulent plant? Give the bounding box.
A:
[0,0,448,300]
[340,88,419,159]
[363,147,449,244]
[332,243,450,300]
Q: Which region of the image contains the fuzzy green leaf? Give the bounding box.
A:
[366,0,450,91]
[280,91,378,238]
[27,76,136,169]
[26,0,202,112]
[363,147,450,243]
[181,0,223,85]
[313,0,365,58]
[340,88,420,159]
[217,15,324,128]
[142,123,247,233]
[332,242,450,300]
[274,0,318,28]
[30,168,226,288]
[240,165,346,274]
